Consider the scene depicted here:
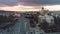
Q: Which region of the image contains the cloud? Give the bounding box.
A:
[0,0,60,6]
[0,0,18,6]
[17,0,60,6]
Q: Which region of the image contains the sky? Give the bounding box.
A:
[0,0,60,11]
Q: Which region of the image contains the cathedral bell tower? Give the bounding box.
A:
[40,7,49,16]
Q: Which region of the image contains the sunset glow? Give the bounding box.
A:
[44,5,60,11]
[0,5,40,11]
[0,5,60,11]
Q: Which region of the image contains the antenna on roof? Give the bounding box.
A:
[41,0,45,9]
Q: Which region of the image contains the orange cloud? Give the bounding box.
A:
[0,4,60,12]
[0,5,40,12]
